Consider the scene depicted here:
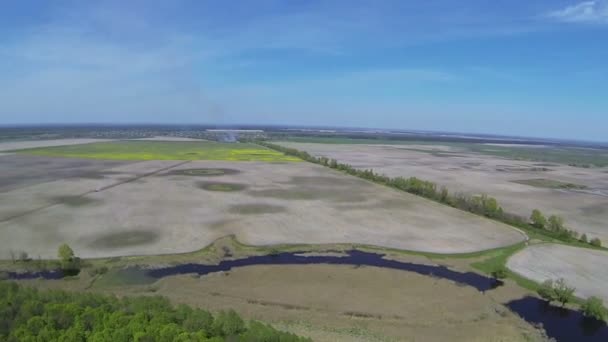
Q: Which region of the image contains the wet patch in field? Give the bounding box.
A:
[286,176,363,188]
[247,188,366,202]
[534,163,559,167]
[169,168,241,177]
[511,178,587,190]
[198,181,247,192]
[580,204,608,215]
[51,195,102,207]
[496,166,553,172]
[207,219,239,230]
[229,203,287,215]
[88,230,160,249]
[333,198,414,211]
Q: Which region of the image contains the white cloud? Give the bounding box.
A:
[547,1,608,24]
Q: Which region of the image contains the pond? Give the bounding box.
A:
[145,250,502,292]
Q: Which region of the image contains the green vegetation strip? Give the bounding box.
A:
[15,140,300,162]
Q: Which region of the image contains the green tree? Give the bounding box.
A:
[580,233,588,243]
[581,296,607,321]
[590,238,602,247]
[58,244,75,262]
[553,278,575,306]
[212,310,245,336]
[530,209,547,229]
[537,280,557,303]
[491,267,508,279]
[548,215,565,232]
[19,251,29,262]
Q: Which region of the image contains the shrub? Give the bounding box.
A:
[553,278,576,306]
[88,266,108,277]
[530,209,547,229]
[548,215,565,232]
[537,280,556,303]
[58,244,75,261]
[580,234,588,243]
[590,238,602,247]
[581,296,607,321]
[18,251,30,262]
[491,267,508,279]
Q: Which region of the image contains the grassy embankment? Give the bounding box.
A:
[14,140,300,162]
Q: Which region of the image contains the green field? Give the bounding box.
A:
[15,140,300,162]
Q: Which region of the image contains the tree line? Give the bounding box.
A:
[0,282,311,342]
[258,141,602,248]
[537,278,607,322]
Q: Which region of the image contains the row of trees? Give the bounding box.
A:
[6,244,83,274]
[258,142,602,248]
[537,278,607,322]
[0,282,311,342]
[530,209,602,246]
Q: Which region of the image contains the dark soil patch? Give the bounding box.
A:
[511,178,587,190]
[286,176,363,187]
[334,198,413,210]
[0,155,130,192]
[51,195,101,207]
[580,204,608,215]
[229,204,287,215]
[169,168,241,177]
[496,166,552,172]
[247,188,366,202]
[88,230,160,249]
[198,181,247,192]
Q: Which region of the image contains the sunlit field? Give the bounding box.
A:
[15,140,300,162]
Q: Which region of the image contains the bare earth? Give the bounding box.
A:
[0,138,112,152]
[278,142,608,242]
[507,243,608,302]
[0,155,523,258]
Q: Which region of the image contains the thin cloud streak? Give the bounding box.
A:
[547,0,608,24]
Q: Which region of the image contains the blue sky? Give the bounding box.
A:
[0,1,607,140]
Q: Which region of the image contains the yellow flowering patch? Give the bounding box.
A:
[17,141,300,162]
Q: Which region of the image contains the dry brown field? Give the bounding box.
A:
[507,243,608,302]
[0,138,113,152]
[0,153,523,259]
[277,142,608,242]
